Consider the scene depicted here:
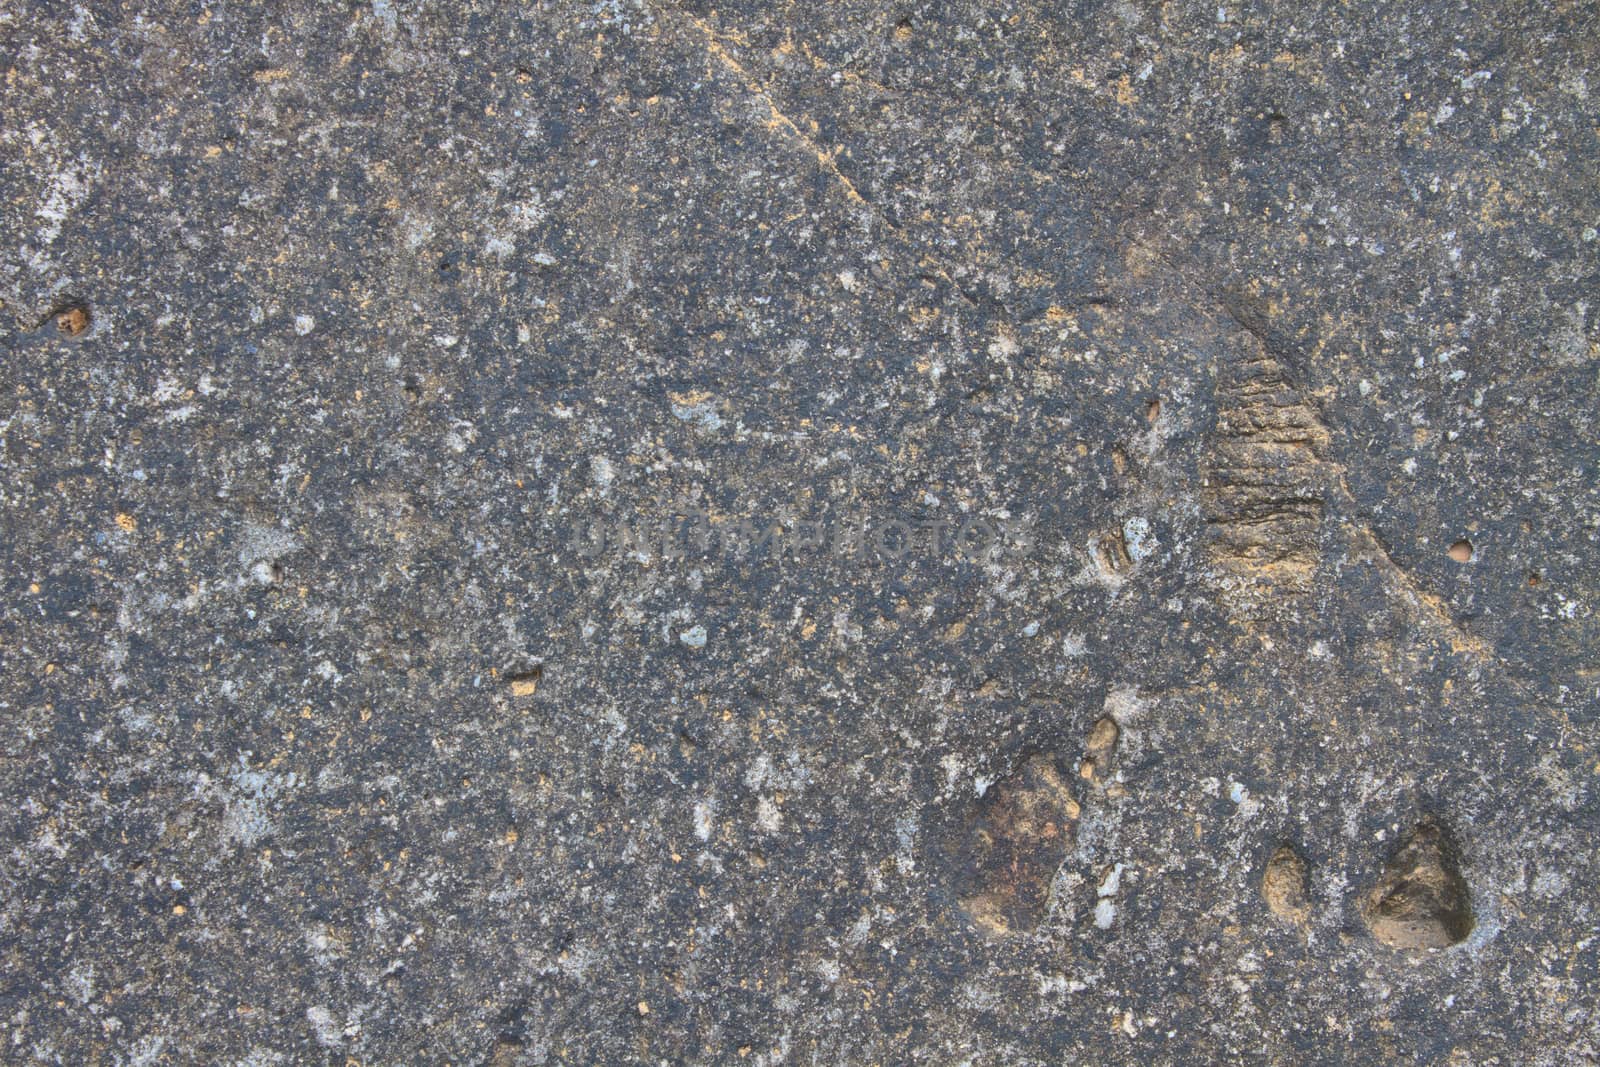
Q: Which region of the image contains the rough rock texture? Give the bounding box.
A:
[954,752,1079,937]
[2,0,1599,1063]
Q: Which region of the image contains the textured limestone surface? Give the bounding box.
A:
[3,1,1599,1063]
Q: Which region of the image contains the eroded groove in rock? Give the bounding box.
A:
[955,754,1079,937]
[1202,333,1329,602]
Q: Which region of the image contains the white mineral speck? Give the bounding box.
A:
[756,795,782,833]
[693,799,715,841]
[1122,516,1155,561]
[590,455,615,491]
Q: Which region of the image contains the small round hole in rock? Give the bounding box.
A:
[1447,539,1473,563]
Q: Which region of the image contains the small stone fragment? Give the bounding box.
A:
[1261,843,1310,924]
[1361,817,1473,950]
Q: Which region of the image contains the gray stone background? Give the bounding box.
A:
[2,0,1597,1063]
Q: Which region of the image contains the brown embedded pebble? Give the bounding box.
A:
[506,665,542,697]
[1080,715,1120,783]
[1261,844,1311,924]
[1447,539,1474,562]
[56,305,90,337]
[1085,716,1120,759]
